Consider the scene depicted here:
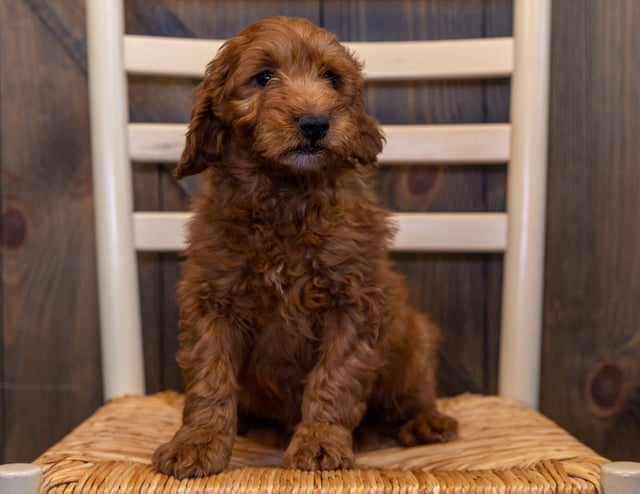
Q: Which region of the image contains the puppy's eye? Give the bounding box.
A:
[322,70,339,87]
[255,70,274,87]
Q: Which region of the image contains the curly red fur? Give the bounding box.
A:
[152,16,457,479]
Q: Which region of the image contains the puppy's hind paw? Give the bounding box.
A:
[152,435,232,479]
[283,422,355,470]
[399,408,458,447]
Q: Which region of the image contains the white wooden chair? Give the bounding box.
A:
[5,0,639,492]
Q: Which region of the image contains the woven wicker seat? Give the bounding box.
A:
[36,393,607,493]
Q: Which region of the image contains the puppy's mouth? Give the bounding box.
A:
[280,144,327,170]
[296,142,324,154]
[294,143,325,155]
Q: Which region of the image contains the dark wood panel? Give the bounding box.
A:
[0,0,101,462]
[542,0,640,461]
[126,0,321,38]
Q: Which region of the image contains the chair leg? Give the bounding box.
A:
[0,463,42,494]
[601,462,640,494]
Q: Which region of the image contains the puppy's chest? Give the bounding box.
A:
[249,223,329,307]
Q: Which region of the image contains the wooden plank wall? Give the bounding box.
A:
[542,0,640,461]
[1,0,638,464]
[1,0,103,463]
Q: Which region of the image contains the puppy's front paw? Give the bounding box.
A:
[152,433,233,479]
[399,408,458,446]
[283,422,354,470]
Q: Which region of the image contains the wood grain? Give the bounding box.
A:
[542,0,640,461]
[0,0,102,461]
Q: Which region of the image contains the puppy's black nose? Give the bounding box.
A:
[297,114,329,142]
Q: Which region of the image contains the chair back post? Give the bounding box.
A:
[0,464,42,494]
[498,0,552,408]
[86,0,146,400]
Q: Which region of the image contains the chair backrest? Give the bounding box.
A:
[85,0,551,408]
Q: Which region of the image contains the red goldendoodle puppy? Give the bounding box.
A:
[152,16,458,479]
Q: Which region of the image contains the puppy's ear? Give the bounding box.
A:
[174,61,228,179]
[352,99,385,166]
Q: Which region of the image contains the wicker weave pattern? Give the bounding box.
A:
[36,392,608,493]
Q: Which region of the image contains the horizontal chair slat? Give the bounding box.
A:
[382,124,510,164]
[134,212,188,252]
[124,35,514,80]
[133,212,507,253]
[128,122,510,164]
[129,123,185,163]
[393,213,507,252]
[124,35,224,78]
[351,38,513,80]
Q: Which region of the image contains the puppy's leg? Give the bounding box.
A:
[283,309,377,470]
[381,311,458,446]
[152,315,243,479]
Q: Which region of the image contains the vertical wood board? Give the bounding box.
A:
[0,0,102,461]
[542,0,640,460]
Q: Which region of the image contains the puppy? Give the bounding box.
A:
[152,16,458,479]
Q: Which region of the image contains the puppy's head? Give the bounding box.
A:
[175,16,384,179]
